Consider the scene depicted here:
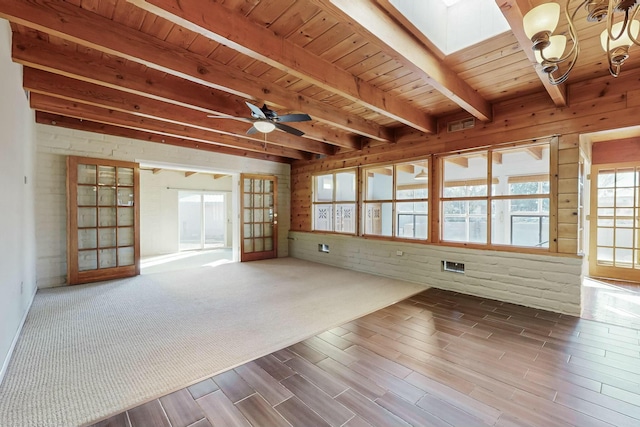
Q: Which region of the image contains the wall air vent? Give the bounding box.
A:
[447,117,475,133]
[442,260,465,274]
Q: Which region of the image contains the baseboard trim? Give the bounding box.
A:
[0,287,37,385]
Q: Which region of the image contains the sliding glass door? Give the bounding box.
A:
[179,192,227,251]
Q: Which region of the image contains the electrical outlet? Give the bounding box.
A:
[396,250,403,256]
[20,281,24,294]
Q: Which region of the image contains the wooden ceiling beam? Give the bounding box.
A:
[312,0,492,122]
[493,152,503,164]
[11,34,361,151]
[152,168,162,174]
[23,68,335,156]
[373,0,446,60]
[35,112,291,163]
[445,157,469,168]
[0,0,391,142]
[396,164,415,174]
[526,146,544,160]
[495,0,568,107]
[129,0,436,134]
[185,172,197,177]
[367,167,393,176]
[30,93,310,160]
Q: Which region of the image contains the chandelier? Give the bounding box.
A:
[523,1,640,85]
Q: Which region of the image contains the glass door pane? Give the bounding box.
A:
[179,192,203,251]
[204,193,226,249]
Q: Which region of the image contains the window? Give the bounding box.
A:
[442,154,488,243]
[309,142,550,252]
[312,170,356,233]
[363,160,429,240]
[441,143,550,248]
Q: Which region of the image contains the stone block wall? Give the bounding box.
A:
[289,231,582,315]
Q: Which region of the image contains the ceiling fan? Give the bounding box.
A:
[208,102,311,136]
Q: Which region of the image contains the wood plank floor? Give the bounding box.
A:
[582,277,640,329]
[88,288,640,427]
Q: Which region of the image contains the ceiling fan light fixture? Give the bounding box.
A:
[253,121,276,133]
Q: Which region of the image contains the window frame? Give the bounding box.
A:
[361,160,430,241]
[439,141,552,250]
[311,168,358,235]
[307,140,556,254]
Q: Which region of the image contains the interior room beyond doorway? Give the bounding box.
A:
[139,164,237,273]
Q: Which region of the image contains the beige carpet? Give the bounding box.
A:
[0,257,426,427]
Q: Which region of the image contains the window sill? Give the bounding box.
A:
[300,231,582,258]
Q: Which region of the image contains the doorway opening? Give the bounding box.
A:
[138,165,238,275]
[580,135,640,329]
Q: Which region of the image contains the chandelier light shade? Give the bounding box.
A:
[534,35,568,72]
[601,20,639,50]
[522,1,640,84]
[253,120,276,133]
[523,3,561,47]
[414,168,428,180]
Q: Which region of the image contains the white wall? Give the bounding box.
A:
[289,231,582,315]
[35,125,290,288]
[140,170,233,256]
[0,22,37,383]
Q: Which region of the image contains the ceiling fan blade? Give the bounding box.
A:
[277,113,312,123]
[275,122,304,136]
[246,126,258,135]
[245,101,266,119]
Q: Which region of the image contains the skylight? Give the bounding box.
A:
[390,0,510,55]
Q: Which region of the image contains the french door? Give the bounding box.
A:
[590,163,640,281]
[241,174,277,261]
[67,156,140,285]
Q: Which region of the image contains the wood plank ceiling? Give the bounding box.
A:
[1,0,639,163]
